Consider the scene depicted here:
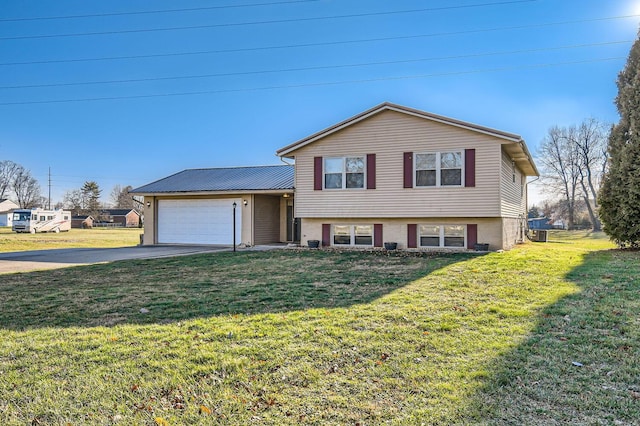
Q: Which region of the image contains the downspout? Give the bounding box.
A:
[524,175,540,241]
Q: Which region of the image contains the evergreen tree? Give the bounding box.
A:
[81,181,102,217]
[599,31,640,246]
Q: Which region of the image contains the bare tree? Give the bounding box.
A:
[567,118,609,231]
[537,119,608,231]
[110,184,134,209]
[110,184,144,214]
[11,166,42,208]
[0,160,20,200]
[63,189,85,215]
[541,200,555,220]
[537,126,581,229]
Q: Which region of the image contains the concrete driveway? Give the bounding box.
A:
[0,245,231,274]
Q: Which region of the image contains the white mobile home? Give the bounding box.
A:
[12,208,72,233]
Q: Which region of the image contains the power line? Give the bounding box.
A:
[0,40,630,90]
[0,56,624,106]
[0,14,636,66]
[0,0,320,22]
[0,0,537,40]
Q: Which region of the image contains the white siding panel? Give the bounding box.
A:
[293,110,503,218]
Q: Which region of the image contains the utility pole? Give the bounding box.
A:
[48,167,51,209]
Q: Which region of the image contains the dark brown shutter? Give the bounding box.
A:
[374,223,383,247]
[403,152,413,188]
[314,157,323,191]
[322,223,331,247]
[367,154,376,189]
[465,149,476,187]
[467,224,477,249]
[407,224,417,248]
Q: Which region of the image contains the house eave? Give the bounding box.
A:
[131,189,295,197]
[502,139,539,176]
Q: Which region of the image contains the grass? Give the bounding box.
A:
[0,227,142,252]
[0,232,638,425]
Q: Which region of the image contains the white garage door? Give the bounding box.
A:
[157,199,242,244]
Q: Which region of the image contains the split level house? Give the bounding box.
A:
[131,102,538,251]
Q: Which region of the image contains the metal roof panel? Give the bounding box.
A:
[130,165,294,194]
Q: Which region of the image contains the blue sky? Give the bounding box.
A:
[1,0,638,205]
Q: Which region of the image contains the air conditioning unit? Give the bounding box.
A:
[532,230,548,242]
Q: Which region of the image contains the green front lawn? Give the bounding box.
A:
[0,227,142,252]
[0,232,637,425]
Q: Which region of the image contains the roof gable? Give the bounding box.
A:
[276,102,538,176]
[0,199,19,212]
[131,165,294,195]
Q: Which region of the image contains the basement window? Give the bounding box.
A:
[419,225,465,248]
[333,224,373,246]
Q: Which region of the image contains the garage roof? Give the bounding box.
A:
[130,165,294,194]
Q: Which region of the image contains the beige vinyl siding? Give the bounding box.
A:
[520,175,528,213]
[293,110,503,218]
[500,149,527,218]
[253,195,281,244]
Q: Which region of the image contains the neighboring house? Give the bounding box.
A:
[132,102,538,250]
[528,217,553,230]
[0,199,19,227]
[97,209,141,227]
[71,215,94,229]
[130,166,295,245]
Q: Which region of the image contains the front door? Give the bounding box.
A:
[286,202,300,243]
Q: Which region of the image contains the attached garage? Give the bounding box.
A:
[130,165,296,246]
[157,198,241,244]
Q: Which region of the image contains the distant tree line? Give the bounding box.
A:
[1,160,141,216]
[62,182,142,218]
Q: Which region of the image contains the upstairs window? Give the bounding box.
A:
[324,156,365,189]
[415,153,437,186]
[415,151,463,187]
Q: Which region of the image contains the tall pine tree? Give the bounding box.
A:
[81,180,102,218]
[599,31,640,246]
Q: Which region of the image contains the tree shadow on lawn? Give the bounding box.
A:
[462,248,640,425]
[0,249,478,330]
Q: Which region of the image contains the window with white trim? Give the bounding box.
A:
[419,225,465,248]
[324,156,365,189]
[415,151,463,187]
[333,224,373,246]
